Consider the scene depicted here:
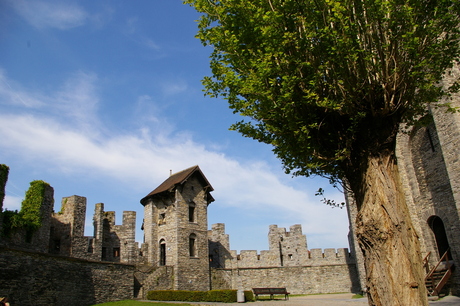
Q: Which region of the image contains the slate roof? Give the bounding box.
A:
[140,165,214,205]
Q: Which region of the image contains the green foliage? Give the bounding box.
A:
[92,301,194,306]
[207,290,238,302]
[1,209,21,237]
[185,0,460,182]
[1,180,50,238]
[20,180,50,231]
[146,290,238,303]
[244,290,255,301]
[0,164,9,207]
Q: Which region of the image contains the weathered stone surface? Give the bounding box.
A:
[0,247,133,306]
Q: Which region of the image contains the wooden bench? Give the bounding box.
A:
[252,288,290,300]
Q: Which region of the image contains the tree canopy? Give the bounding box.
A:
[186,0,460,183]
[186,1,460,303]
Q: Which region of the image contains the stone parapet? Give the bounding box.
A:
[0,247,134,306]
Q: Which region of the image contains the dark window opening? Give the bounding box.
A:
[189,205,195,223]
[102,247,107,259]
[54,239,61,251]
[189,234,197,257]
[159,240,166,266]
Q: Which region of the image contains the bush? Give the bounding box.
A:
[244,290,255,302]
[146,289,238,303]
[207,290,237,303]
[1,180,50,240]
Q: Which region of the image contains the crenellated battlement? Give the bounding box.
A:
[208,223,354,270]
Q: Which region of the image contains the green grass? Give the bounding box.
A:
[352,294,364,299]
[92,301,195,306]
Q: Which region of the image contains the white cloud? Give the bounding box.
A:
[0,70,349,250]
[9,0,88,30]
[0,70,45,108]
[0,70,101,134]
[160,79,188,96]
[53,71,100,131]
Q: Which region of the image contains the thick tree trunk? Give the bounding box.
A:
[349,151,428,306]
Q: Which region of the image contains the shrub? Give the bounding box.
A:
[207,290,237,303]
[244,290,254,302]
[1,180,50,239]
[146,289,238,303]
[1,209,21,237]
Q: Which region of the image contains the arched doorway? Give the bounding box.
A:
[427,216,451,259]
[159,239,166,266]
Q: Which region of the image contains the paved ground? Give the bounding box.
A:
[142,293,460,305]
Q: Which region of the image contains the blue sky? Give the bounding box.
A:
[0,0,350,252]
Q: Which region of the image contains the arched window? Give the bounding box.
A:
[427,216,451,259]
[159,239,166,266]
[189,234,197,257]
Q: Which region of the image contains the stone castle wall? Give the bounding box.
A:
[209,223,361,294]
[211,264,360,294]
[0,247,134,306]
[1,192,145,267]
[134,265,175,299]
[391,64,460,294]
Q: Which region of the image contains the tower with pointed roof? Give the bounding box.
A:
[140,165,214,291]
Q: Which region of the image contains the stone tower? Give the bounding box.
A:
[140,165,214,291]
[50,195,87,258]
[92,203,138,263]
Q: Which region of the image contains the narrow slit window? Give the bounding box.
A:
[189,234,197,257]
[159,239,166,266]
[189,203,196,223]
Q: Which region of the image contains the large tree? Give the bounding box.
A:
[185,0,460,304]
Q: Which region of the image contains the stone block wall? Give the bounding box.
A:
[174,174,210,291]
[208,223,360,295]
[209,223,355,268]
[134,265,174,299]
[0,247,134,306]
[394,66,460,294]
[91,203,141,264]
[50,195,87,257]
[211,264,360,294]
